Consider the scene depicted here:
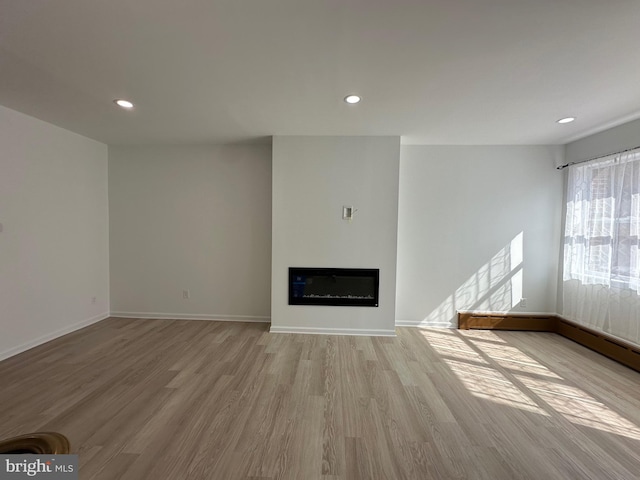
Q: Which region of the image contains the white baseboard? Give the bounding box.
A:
[395,319,455,328]
[110,311,271,323]
[456,310,558,316]
[269,326,396,336]
[0,312,110,362]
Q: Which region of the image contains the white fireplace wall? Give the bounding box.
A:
[271,136,400,335]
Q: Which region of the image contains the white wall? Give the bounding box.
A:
[271,136,400,335]
[396,145,563,327]
[0,105,109,360]
[108,145,272,321]
[565,118,640,164]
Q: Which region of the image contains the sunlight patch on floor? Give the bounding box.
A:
[444,358,548,415]
[418,329,488,364]
[466,337,562,379]
[422,329,640,441]
[458,329,507,344]
[515,375,640,440]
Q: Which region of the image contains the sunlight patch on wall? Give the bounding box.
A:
[510,232,524,308]
[415,233,524,327]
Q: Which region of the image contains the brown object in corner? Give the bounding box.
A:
[0,432,70,454]
[458,312,558,331]
[457,311,640,374]
[556,317,640,373]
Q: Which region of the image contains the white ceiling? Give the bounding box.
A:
[1,0,640,146]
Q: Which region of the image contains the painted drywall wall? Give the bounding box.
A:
[271,136,400,335]
[396,145,563,326]
[0,105,109,360]
[108,145,272,321]
[565,117,640,164]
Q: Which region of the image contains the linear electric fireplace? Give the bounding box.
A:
[289,267,379,307]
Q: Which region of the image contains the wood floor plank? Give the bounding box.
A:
[1,318,640,479]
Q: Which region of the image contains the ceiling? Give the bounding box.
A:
[1,0,640,146]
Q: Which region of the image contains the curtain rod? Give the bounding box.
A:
[556,145,640,170]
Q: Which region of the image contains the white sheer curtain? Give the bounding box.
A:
[563,148,640,346]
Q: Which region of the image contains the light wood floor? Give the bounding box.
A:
[1,318,640,479]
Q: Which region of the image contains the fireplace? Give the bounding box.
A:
[289,268,379,307]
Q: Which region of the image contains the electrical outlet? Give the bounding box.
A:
[183,289,190,300]
[519,298,527,308]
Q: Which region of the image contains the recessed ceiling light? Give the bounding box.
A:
[557,117,575,124]
[114,99,134,109]
[344,95,361,104]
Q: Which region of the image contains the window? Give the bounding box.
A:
[564,149,640,292]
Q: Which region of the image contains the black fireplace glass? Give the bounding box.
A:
[288,268,379,307]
